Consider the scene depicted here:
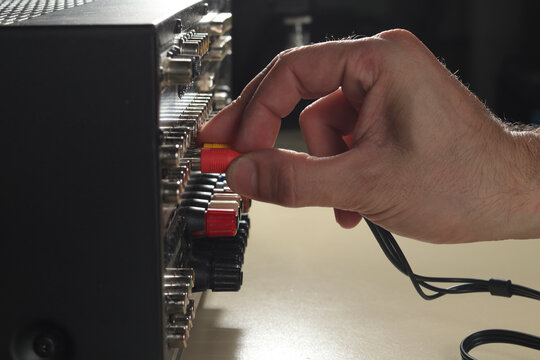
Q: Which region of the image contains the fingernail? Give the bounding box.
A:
[226,156,257,197]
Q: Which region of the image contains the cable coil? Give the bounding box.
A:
[365,219,540,359]
[460,329,540,360]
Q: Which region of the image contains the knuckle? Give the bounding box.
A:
[275,48,295,65]
[298,104,316,132]
[351,41,383,88]
[377,28,419,44]
[272,52,286,66]
[264,48,294,73]
[230,95,241,106]
[274,46,308,71]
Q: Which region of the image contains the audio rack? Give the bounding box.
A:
[0,0,246,359]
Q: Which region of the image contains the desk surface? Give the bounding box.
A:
[182,202,540,360]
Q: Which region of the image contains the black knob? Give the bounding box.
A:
[212,267,243,292]
[187,177,218,186]
[189,259,243,292]
[184,183,215,193]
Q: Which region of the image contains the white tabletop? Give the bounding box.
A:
[182,202,540,360]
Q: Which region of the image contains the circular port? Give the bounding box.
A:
[11,322,69,360]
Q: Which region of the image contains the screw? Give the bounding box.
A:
[33,334,56,358]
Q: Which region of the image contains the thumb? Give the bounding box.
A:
[225,148,363,208]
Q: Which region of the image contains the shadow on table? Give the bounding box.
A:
[181,292,243,359]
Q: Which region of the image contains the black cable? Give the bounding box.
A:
[460,330,540,360]
[364,219,540,359]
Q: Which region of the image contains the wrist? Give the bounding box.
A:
[502,129,540,240]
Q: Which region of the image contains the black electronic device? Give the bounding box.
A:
[0,0,244,359]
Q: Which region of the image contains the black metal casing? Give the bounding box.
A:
[0,0,208,358]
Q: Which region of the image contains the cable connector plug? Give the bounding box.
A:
[200,148,241,173]
[185,146,242,173]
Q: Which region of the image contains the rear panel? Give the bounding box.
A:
[0,1,244,359]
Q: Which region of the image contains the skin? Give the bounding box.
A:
[198,29,540,244]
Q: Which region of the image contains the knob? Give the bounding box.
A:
[187,176,218,186]
[212,266,243,292]
[190,259,243,292]
[180,206,238,238]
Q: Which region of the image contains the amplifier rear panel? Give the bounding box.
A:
[0,1,245,359]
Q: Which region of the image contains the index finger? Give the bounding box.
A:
[235,38,379,152]
[197,50,291,145]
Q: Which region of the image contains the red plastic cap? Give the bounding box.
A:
[205,208,238,237]
[200,148,242,173]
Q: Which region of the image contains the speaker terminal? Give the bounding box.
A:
[158,10,245,353]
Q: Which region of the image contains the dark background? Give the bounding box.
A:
[232,0,540,129]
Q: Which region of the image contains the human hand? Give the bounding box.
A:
[198,29,540,243]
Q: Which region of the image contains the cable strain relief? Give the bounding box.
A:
[488,278,513,298]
